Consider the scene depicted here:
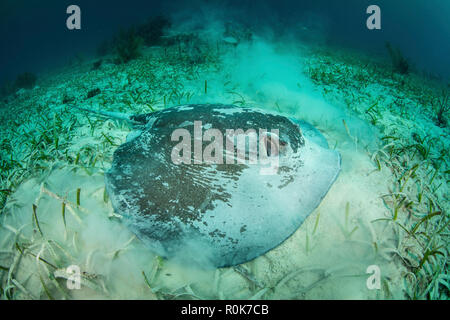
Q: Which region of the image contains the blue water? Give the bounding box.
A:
[0,0,448,301]
[1,0,449,85]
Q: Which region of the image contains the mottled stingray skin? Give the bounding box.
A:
[105,104,341,267]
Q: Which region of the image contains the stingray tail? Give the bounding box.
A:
[72,105,135,123]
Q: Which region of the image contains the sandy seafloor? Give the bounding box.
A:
[0,33,448,300]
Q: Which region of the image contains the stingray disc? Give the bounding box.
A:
[105,104,341,267]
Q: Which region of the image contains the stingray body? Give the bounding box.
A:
[103,104,341,267]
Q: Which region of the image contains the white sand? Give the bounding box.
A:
[1,33,447,300]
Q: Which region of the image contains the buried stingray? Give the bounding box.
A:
[78,104,341,267]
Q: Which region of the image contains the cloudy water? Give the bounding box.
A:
[0,0,448,302]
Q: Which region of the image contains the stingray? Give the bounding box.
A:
[79,104,341,267]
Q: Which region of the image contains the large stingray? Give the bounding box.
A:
[82,104,341,267]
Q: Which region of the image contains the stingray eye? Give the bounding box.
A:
[262,133,287,157]
[277,139,288,155]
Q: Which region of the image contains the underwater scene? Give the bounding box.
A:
[0,0,449,301]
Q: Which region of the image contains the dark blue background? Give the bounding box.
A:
[1,0,449,83]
